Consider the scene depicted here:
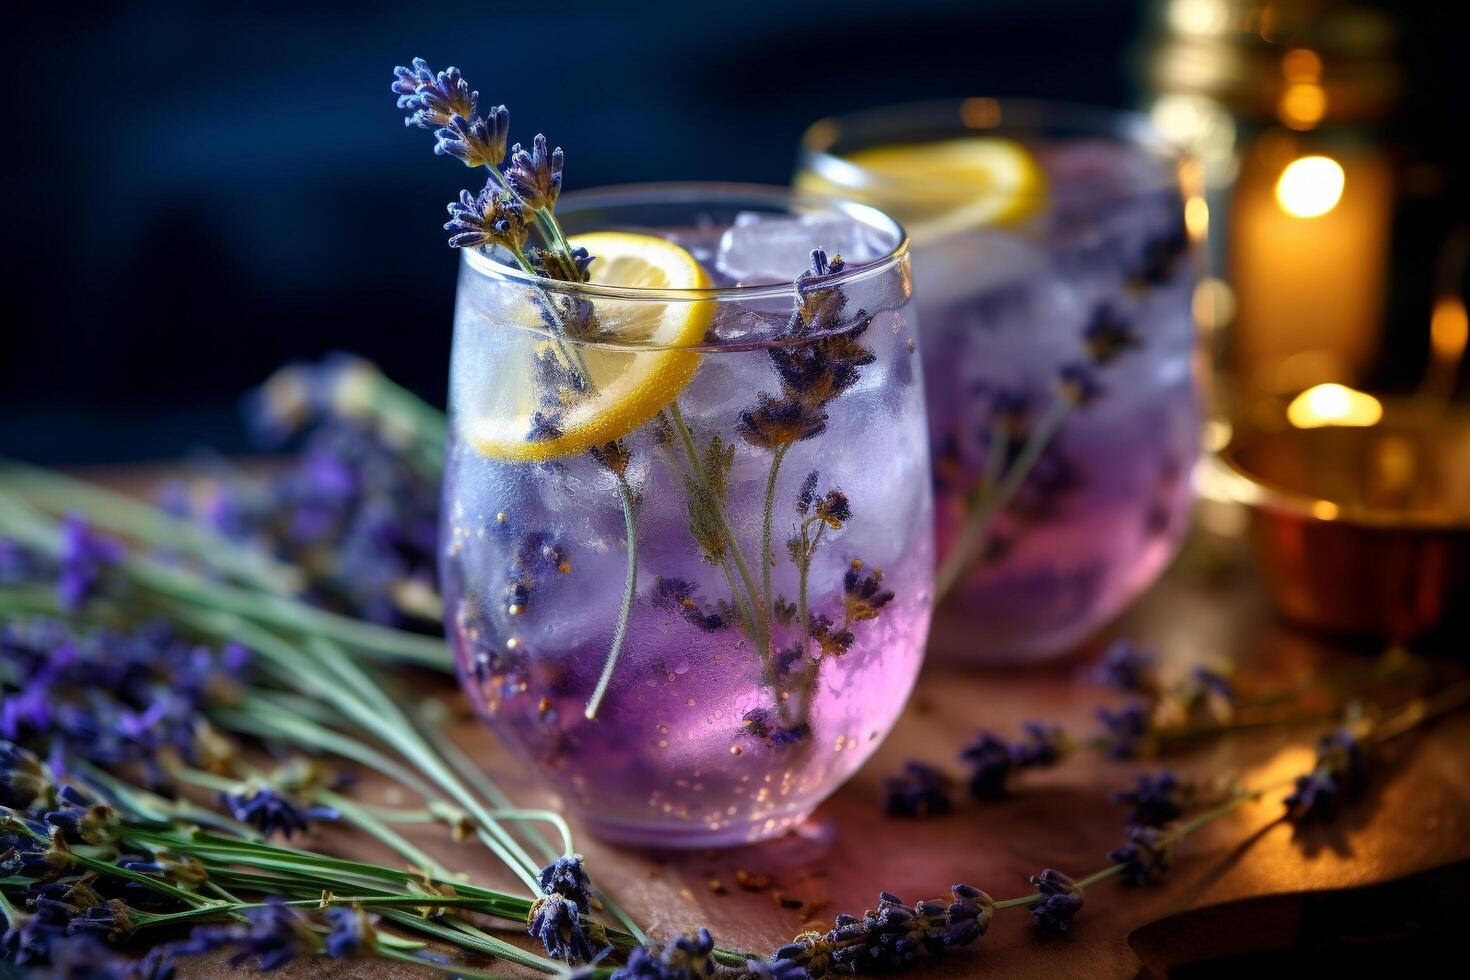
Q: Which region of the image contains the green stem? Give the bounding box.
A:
[760,443,789,645]
[586,472,638,720]
[212,701,439,803]
[935,397,1072,602]
[0,491,450,669]
[974,418,1008,503]
[0,459,302,594]
[719,552,759,643]
[316,789,451,878]
[795,521,826,657]
[378,910,563,974]
[181,611,543,892]
[992,775,1300,910]
[665,404,766,652]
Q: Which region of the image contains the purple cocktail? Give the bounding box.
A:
[441,185,932,846]
[799,102,1203,661]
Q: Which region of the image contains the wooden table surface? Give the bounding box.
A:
[160,524,1468,977]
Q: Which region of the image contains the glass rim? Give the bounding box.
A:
[798,97,1189,203]
[459,181,910,303]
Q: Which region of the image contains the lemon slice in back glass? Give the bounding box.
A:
[809,138,1046,244]
[466,231,713,462]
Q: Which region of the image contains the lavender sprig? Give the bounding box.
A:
[391,57,584,282]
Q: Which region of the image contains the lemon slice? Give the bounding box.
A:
[802,138,1045,244]
[466,231,713,462]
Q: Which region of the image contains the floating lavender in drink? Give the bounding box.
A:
[798,100,1203,662]
[394,61,932,845]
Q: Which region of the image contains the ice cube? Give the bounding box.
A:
[716,212,887,284]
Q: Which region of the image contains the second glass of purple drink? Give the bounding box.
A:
[797,101,1205,662]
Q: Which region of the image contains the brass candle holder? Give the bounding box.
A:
[1215,392,1470,646]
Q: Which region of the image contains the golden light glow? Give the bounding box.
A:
[1192,277,1236,332]
[1310,500,1341,521]
[1148,94,1237,172]
[1281,48,1322,82]
[1430,296,1469,359]
[1203,417,1233,453]
[1275,156,1345,218]
[1169,0,1229,35]
[961,97,1001,128]
[1286,383,1383,429]
[1184,194,1210,239]
[1278,83,1326,130]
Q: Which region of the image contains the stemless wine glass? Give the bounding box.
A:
[440,184,932,847]
[797,101,1205,663]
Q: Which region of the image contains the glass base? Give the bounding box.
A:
[579,809,815,850]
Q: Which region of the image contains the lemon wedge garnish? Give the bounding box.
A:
[801,138,1045,244]
[466,231,713,462]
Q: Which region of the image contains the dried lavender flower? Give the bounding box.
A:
[883,762,952,819]
[445,182,530,251]
[507,134,565,211]
[1285,728,1363,824]
[219,786,340,839]
[1108,826,1171,885]
[1027,869,1083,932]
[537,854,593,911]
[1111,770,1188,828]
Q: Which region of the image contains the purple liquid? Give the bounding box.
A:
[922,141,1202,660]
[441,208,932,846]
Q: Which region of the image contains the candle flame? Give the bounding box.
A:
[1286,383,1383,429]
[1275,155,1345,218]
[1430,296,1469,360]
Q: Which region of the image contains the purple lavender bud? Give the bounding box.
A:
[1028,869,1084,932]
[507,134,565,211]
[434,106,510,168]
[323,906,376,959]
[1091,640,1156,692]
[219,786,339,839]
[1111,770,1187,827]
[537,854,594,912]
[1083,305,1139,364]
[1030,891,1085,932]
[56,515,123,612]
[610,928,714,980]
[444,181,530,251]
[392,58,478,131]
[230,898,314,971]
[1055,363,1104,406]
[1109,825,1172,885]
[1095,702,1152,759]
[1013,722,1065,768]
[960,732,1013,800]
[1285,728,1363,824]
[0,742,50,808]
[944,884,994,948]
[883,762,952,819]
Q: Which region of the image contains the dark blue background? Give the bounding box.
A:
[2,0,1152,463]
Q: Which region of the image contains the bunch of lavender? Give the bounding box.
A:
[2,741,661,976]
[0,612,253,795]
[0,510,663,971]
[192,354,443,628]
[2,355,446,631]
